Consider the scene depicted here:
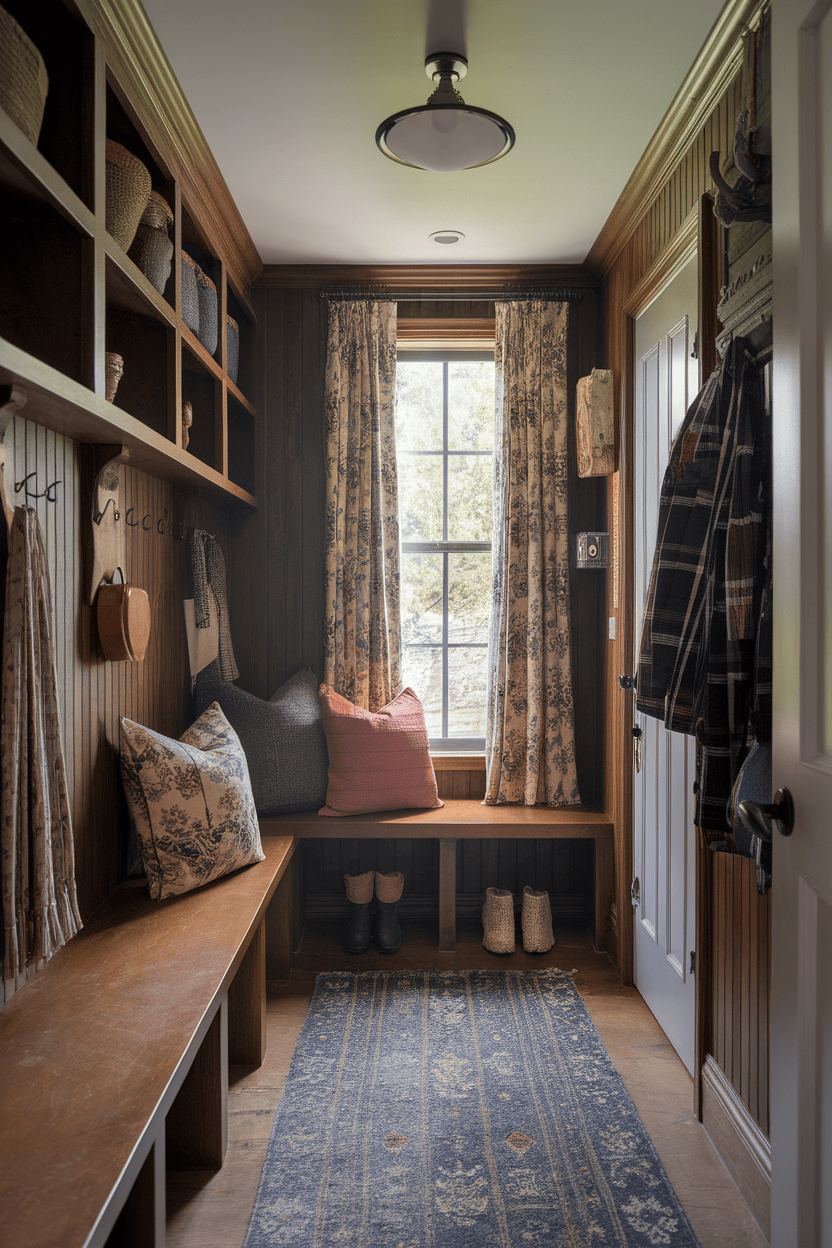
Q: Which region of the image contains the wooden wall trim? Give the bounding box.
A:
[701,1054,771,1237]
[254,264,596,291]
[586,0,766,280]
[79,0,262,297]
[623,209,698,318]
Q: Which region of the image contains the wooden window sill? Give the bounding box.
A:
[430,754,486,771]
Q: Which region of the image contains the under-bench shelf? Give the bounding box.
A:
[259,799,614,954]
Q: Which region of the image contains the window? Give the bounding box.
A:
[395,352,495,749]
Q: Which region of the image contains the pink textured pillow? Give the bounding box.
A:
[318,685,443,817]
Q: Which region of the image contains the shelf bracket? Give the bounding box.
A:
[0,385,26,534]
[87,444,130,604]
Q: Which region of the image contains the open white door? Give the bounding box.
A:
[632,255,698,1076]
[770,2,832,1243]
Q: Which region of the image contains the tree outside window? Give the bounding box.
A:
[395,352,494,749]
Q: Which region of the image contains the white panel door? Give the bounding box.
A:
[633,255,698,1075]
[770,3,832,1243]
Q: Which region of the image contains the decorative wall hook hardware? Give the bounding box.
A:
[13,471,62,501]
[93,496,120,525]
[141,513,151,530]
[174,489,201,540]
[125,507,139,527]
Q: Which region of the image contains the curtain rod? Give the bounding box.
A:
[318,288,583,303]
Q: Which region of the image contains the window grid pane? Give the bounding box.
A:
[396,353,493,745]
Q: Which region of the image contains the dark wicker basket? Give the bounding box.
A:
[181,251,200,337]
[195,265,218,357]
[0,6,49,146]
[226,315,239,385]
[105,139,151,252]
[129,190,173,294]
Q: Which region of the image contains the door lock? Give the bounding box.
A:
[619,674,636,691]
[631,876,640,907]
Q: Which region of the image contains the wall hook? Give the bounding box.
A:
[93,495,120,525]
[125,507,139,527]
[14,471,36,495]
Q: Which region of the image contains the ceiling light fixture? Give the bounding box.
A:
[376,53,514,172]
[430,229,465,244]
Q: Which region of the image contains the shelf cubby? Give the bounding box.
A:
[3,0,93,207]
[0,201,89,386]
[182,345,221,472]
[226,281,255,400]
[106,303,173,438]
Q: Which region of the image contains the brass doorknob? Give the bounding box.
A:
[739,786,795,839]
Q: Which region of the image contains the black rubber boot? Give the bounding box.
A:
[342,902,372,954]
[373,900,402,954]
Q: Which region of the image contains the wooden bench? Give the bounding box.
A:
[260,800,614,953]
[0,834,298,1248]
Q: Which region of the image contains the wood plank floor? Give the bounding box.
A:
[167,917,767,1248]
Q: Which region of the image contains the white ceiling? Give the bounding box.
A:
[141,0,726,267]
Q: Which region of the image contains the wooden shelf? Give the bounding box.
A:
[0,0,259,509]
[0,338,255,505]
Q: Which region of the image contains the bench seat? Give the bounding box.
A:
[0,834,298,1248]
[260,799,614,953]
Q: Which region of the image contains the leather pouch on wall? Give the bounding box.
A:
[97,569,152,662]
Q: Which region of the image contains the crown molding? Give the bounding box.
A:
[586,0,767,280]
[80,0,262,296]
[254,264,597,291]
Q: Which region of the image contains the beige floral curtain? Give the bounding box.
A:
[484,300,581,806]
[323,300,401,711]
[2,507,82,1002]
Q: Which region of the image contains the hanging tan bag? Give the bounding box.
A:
[97,568,151,662]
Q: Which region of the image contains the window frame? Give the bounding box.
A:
[396,348,495,753]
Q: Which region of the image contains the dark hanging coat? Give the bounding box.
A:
[635,336,770,836]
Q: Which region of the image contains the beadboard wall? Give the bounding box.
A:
[3,415,227,923]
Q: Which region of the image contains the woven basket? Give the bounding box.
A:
[195,265,218,356]
[130,222,173,294]
[139,189,173,233]
[0,7,49,146]
[105,139,151,253]
[226,315,239,385]
[104,352,123,404]
[181,251,200,336]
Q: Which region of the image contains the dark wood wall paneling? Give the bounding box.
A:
[597,68,770,1137]
[240,284,604,922]
[5,416,228,922]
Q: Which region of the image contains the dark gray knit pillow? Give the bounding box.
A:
[194,664,328,815]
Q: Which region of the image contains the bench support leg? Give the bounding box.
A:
[438,838,457,952]
[166,998,228,1170]
[109,1132,166,1247]
[228,919,266,1066]
[266,863,295,982]
[594,838,614,953]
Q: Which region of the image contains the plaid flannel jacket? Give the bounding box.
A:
[636,337,769,833]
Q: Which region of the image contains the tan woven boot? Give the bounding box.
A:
[521,885,554,953]
[482,887,515,954]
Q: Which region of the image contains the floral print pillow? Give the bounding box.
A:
[119,703,264,900]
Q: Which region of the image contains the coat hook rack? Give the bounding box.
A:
[88,445,129,605]
[0,385,26,534]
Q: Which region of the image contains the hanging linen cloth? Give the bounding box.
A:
[1,507,82,1002]
[484,300,581,806]
[323,300,401,711]
[190,528,238,682]
[636,336,769,837]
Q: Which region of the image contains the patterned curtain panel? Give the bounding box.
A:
[484,301,581,806]
[2,508,82,1002]
[323,300,401,711]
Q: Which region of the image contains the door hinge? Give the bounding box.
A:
[691,331,699,360]
[631,876,640,908]
[689,950,696,975]
[619,674,636,691]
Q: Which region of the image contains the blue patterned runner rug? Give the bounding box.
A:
[244,970,699,1247]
